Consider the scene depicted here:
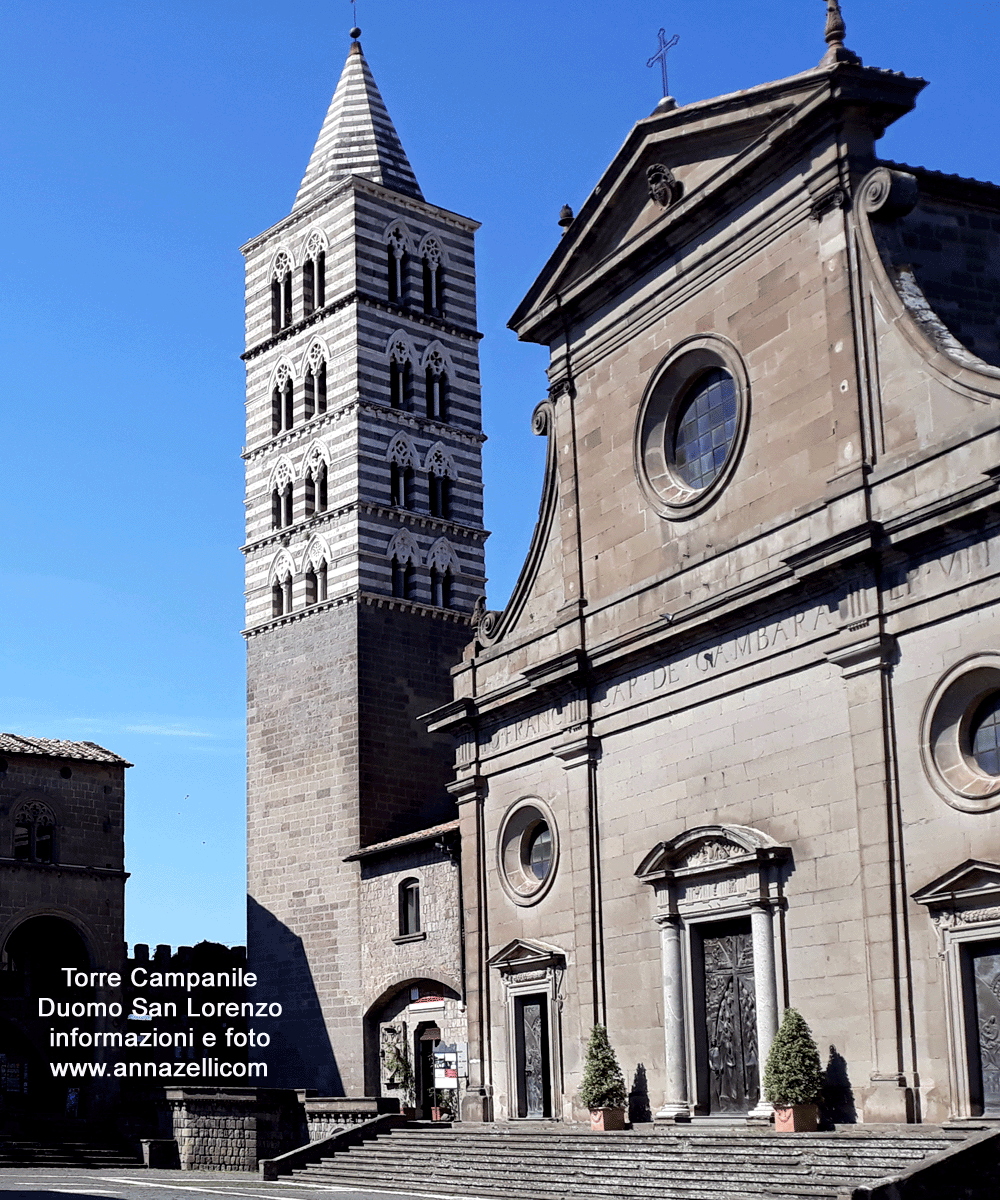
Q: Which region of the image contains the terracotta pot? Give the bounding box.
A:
[590,1107,626,1132]
[773,1103,819,1132]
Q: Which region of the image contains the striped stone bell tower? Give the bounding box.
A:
[241,30,485,1092]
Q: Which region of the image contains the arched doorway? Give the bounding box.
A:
[364,978,464,1119]
[0,915,93,1118]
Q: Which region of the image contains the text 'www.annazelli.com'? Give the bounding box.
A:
[50,1059,267,1078]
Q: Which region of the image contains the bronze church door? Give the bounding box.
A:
[697,920,759,1113]
[514,994,551,1118]
[970,941,1000,1116]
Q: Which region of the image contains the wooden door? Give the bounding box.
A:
[700,921,759,1113]
[514,994,550,1119]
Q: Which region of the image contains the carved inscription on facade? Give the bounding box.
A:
[887,525,1000,605]
[594,598,837,717]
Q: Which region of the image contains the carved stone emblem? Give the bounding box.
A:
[647,163,682,209]
[681,838,739,867]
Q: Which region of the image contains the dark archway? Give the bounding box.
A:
[2,915,91,999]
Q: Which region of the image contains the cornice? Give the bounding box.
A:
[242,505,488,557]
[243,588,473,638]
[0,858,129,881]
[242,399,486,464]
[242,290,481,363]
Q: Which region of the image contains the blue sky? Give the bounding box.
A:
[1,1,996,951]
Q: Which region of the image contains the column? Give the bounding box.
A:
[654,914,690,1121]
[748,900,779,1121]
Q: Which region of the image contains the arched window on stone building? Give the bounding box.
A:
[270,252,293,334]
[14,801,56,864]
[425,443,458,520]
[398,878,420,936]
[424,348,448,421]
[302,234,326,315]
[305,459,328,516]
[387,225,408,305]
[421,237,443,316]
[272,364,294,435]
[391,557,415,600]
[304,343,327,419]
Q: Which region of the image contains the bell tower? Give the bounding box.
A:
[241,30,485,1092]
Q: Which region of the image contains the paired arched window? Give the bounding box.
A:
[425,368,447,421]
[13,801,55,864]
[422,238,444,316]
[272,483,293,528]
[390,462,414,509]
[398,878,420,936]
[390,358,411,410]
[391,557,415,599]
[304,358,327,420]
[305,561,328,606]
[270,253,293,334]
[305,461,328,515]
[387,227,408,305]
[302,236,326,315]
[430,567,453,609]
[271,573,293,617]
[272,367,294,435]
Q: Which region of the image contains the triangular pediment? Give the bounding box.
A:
[487,938,566,972]
[913,860,1000,908]
[510,64,925,344]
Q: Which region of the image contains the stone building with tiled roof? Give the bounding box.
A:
[0,734,129,1120]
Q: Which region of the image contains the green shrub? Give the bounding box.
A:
[763,1008,823,1107]
[579,1024,628,1110]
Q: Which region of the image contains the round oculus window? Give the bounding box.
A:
[672,369,738,490]
[634,335,750,519]
[921,655,1000,812]
[497,800,559,905]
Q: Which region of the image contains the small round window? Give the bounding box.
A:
[921,656,1000,812]
[635,335,750,519]
[970,693,1000,777]
[525,823,553,880]
[498,800,558,905]
[672,369,738,490]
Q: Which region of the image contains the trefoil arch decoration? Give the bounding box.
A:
[270,248,294,279]
[385,331,417,367]
[267,455,295,493]
[13,799,57,864]
[425,442,458,480]
[386,528,422,567]
[303,440,331,474]
[386,431,419,468]
[427,537,459,575]
[383,220,415,256]
[302,339,328,377]
[303,534,332,575]
[417,232,450,268]
[269,358,296,391]
[267,547,296,585]
[421,341,454,376]
[303,229,328,260]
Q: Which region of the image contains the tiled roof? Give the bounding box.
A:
[294,39,423,211]
[344,819,459,861]
[0,734,132,766]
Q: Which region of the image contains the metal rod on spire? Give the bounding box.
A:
[647,28,679,99]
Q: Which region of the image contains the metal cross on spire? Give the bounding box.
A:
[647,28,680,99]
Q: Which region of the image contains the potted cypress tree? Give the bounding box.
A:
[763,1008,823,1132]
[579,1025,628,1131]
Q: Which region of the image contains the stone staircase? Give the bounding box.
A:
[288,1123,992,1200]
[0,1136,142,1168]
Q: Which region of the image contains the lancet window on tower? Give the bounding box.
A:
[13,801,56,864]
[421,237,444,316]
[271,570,293,617]
[305,461,328,516]
[302,234,326,315]
[387,226,408,305]
[388,339,413,410]
[391,557,415,600]
[426,443,457,519]
[272,364,295,435]
[424,349,448,421]
[305,561,328,606]
[304,344,328,420]
[271,252,293,334]
[427,538,458,610]
[388,434,418,510]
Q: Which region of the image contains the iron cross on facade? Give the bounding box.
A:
[647,28,680,98]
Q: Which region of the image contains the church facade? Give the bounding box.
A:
[245,14,1000,1128]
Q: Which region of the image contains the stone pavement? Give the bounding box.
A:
[0,1167,484,1200]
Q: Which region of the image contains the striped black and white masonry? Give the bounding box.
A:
[294,35,424,209]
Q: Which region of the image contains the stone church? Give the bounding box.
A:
[244,8,1000,1130]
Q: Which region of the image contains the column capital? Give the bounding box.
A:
[447,774,487,805]
[653,911,681,929]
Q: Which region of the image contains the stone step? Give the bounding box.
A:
[0,1139,141,1169]
[299,1164,842,1200]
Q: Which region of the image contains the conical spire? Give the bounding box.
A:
[294,35,423,211]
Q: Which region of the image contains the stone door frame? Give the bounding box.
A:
[636,824,791,1122]
[488,938,566,1122]
[914,859,1000,1119]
